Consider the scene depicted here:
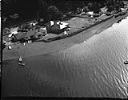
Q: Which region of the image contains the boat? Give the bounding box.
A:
[124,61,128,64]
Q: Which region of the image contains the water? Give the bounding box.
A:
[2,17,128,97]
[24,16,128,97]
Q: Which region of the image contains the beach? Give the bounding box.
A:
[2,14,128,97]
[3,12,128,61]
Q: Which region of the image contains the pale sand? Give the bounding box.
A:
[3,13,128,61]
[2,13,128,97]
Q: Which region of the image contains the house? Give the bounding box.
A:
[45,21,69,34]
[86,11,94,17]
[8,27,19,37]
[120,8,127,12]
[100,7,108,14]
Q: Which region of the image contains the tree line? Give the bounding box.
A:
[2,0,125,22]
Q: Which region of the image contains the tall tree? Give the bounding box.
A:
[47,5,63,21]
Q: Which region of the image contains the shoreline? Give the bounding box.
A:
[2,13,128,97]
[3,12,128,61]
[40,15,113,42]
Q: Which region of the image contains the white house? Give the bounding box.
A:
[8,27,19,37]
[46,21,69,34]
[100,7,108,14]
[86,11,94,17]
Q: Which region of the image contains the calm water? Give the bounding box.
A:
[23,16,128,97]
[2,17,128,98]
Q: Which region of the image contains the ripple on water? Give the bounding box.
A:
[18,17,128,97]
[45,17,128,97]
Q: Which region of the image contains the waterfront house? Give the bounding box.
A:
[100,7,108,14]
[120,7,127,12]
[8,27,19,37]
[45,21,69,34]
[86,11,94,17]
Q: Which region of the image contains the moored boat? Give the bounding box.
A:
[124,61,128,64]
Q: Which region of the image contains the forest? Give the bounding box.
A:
[2,0,126,23]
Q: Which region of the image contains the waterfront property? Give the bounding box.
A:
[2,0,128,98]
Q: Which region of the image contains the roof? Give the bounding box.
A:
[8,27,19,37]
[45,21,69,34]
[59,22,69,29]
[87,11,94,15]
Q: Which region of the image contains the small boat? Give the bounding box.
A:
[124,61,128,64]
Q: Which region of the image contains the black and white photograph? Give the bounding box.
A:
[1,0,128,99]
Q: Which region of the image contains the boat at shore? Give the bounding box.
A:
[2,11,128,61]
[124,61,128,64]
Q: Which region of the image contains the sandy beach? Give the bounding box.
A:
[2,12,128,97]
[3,12,128,61]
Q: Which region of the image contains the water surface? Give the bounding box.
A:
[26,16,128,97]
[2,16,128,98]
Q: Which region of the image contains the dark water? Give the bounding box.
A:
[2,17,128,98]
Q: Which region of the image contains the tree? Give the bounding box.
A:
[47,5,63,21]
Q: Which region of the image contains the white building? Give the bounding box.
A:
[100,7,108,14]
[45,21,69,34]
[87,11,94,17]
